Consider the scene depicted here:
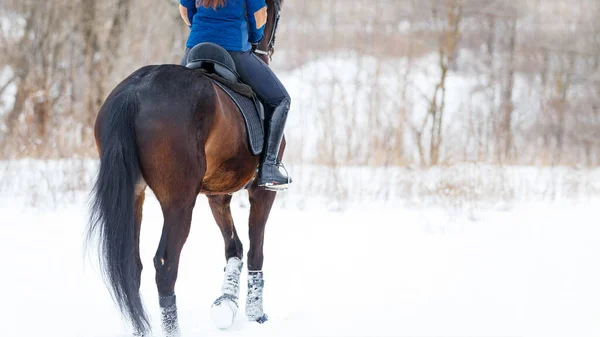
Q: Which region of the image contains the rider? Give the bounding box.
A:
[179,0,292,190]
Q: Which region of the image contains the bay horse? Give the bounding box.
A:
[86,1,286,335]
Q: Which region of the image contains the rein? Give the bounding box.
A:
[254,0,281,61]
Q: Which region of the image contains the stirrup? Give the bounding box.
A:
[263,182,289,191]
[260,162,292,191]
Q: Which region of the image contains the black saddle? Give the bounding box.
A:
[185,42,265,156]
[186,42,239,82]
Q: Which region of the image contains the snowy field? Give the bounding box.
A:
[1,179,600,336]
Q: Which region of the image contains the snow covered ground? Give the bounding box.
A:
[1,187,599,337]
[3,159,599,211]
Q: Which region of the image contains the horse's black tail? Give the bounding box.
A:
[87,89,150,334]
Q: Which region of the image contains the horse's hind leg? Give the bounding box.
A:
[207,194,244,329]
[136,113,206,335]
[245,185,278,323]
[152,195,196,337]
[208,195,244,261]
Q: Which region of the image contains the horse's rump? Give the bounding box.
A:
[98,64,258,196]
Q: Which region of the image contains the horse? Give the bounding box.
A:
[86,1,286,335]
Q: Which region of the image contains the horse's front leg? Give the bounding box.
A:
[208,195,245,329]
[246,184,277,323]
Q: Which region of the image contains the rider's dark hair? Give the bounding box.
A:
[199,0,226,10]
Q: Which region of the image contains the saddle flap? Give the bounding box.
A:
[212,80,264,156]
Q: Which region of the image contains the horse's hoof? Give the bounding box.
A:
[255,313,269,324]
[211,296,238,330]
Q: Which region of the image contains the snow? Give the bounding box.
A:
[0,11,26,40]
[0,66,16,117]
[1,187,599,337]
[3,159,599,211]
[277,53,422,163]
[0,14,24,119]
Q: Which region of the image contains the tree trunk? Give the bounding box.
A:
[501,18,516,163]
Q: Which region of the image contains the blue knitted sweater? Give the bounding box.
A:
[180,0,267,51]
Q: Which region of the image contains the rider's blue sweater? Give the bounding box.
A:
[180,0,267,52]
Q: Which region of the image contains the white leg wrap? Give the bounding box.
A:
[221,257,243,298]
[211,257,243,330]
[246,271,268,323]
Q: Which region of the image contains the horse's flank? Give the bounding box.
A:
[202,82,259,193]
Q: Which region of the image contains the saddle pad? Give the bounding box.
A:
[202,71,255,98]
[212,80,264,155]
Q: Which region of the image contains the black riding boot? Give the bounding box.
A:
[257,98,292,190]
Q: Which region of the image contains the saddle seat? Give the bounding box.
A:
[185,42,239,82]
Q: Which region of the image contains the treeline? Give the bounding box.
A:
[0,0,187,158]
[277,0,600,167]
[0,0,599,167]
